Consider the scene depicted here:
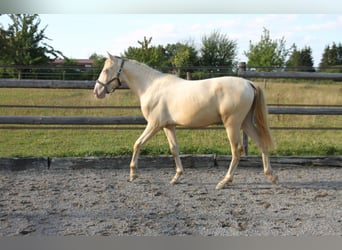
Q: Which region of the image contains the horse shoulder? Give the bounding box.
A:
[139,78,173,121]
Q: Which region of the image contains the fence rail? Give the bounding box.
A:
[238,71,342,80]
[0,79,131,89]
[0,107,341,126]
[0,116,146,125]
[0,79,95,89]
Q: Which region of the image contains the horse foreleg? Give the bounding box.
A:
[129,123,160,182]
[216,126,243,189]
[163,126,183,184]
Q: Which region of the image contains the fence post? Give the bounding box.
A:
[186,71,192,80]
[18,67,22,80]
[239,62,249,156]
[238,62,246,73]
[243,132,249,156]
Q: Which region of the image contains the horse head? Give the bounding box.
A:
[93,52,124,99]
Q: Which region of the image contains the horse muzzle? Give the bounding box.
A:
[93,85,106,99]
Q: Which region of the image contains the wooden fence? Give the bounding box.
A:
[238,70,342,81]
[0,108,341,125]
[1,70,341,155]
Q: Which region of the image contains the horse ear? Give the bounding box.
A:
[107,51,115,60]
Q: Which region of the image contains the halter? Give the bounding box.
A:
[96,58,125,94]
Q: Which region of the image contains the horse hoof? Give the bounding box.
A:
[129,175,137,182]
[170,176,179,185]
[271,175,279,184]
[266,173,278,184]
[215,181,225,190]
[170,172,182,185]
[170,179,177,185]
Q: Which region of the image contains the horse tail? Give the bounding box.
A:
[252,85,274,150]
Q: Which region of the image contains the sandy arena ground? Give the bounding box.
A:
[0,163,341,236]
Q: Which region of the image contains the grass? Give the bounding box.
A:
[0,81,341,157]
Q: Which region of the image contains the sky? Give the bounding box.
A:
[1,14,342,67]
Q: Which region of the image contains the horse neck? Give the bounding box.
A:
[122,60,163,97]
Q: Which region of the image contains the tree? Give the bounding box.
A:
[0,22,9,59]
[89,53,106,80]
[286,44,315,72]
[123,36,167,69]
[319,42,342,72]
[164,42,199,76]
[90,53,106,68]
[244,28,288,71]
[200,30,237,68]
[0,14,63,78]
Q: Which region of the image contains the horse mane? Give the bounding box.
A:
[124,58,182,82]
[126,58,163,74]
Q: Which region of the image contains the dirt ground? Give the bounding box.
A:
[0,163,341,236]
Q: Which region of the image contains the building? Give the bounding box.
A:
[52,59,94,68]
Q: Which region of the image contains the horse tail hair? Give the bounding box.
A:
[253,85,274,150]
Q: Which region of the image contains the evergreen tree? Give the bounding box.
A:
[319,42,342,72]
[286,44,315,72]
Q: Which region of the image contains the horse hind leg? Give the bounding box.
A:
[242,115,278,184]
[163,126,184,184]
[216,124,243,190]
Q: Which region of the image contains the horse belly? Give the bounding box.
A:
[172,104,221,128]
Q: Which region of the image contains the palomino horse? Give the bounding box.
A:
[93,53,278,189]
